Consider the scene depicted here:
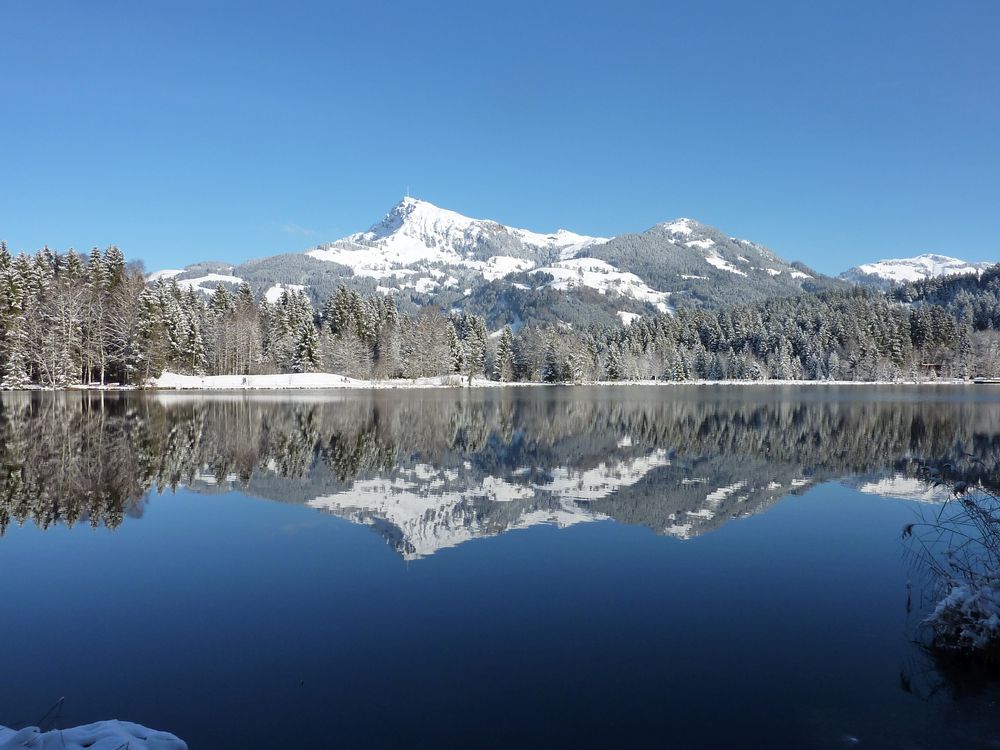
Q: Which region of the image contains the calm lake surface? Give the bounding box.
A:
[2,385,1000,749]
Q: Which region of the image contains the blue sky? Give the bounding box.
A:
[1,0,997,275]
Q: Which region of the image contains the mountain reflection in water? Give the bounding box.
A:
[2,385,998,558]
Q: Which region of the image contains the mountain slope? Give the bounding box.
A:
[840,253,994,288]
[150,197,839,327]
[580,218,834,308]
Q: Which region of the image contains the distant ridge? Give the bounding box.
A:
[839,253,994,288]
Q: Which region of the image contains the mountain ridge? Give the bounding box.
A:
[150,197,989,328]
[152,197,843,327]
[839,253,995,288]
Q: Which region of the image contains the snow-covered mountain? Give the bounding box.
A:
[839,253,994,287]
[307,196,606,276]
[149,197,837,327]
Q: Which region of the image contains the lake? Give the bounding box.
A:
[2,385,999,749]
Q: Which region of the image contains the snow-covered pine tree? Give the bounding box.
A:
[493,326,514,382]
[447,322,464,374]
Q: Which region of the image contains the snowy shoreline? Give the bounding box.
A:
[94,372,994,391]
[0,371,990,392]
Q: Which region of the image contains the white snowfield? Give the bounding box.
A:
[0,720,186,750]
[531,257,673,313]
[264,282,307,303]
[173,272,244,295]
[145,268,183,282]
[848,253,993,284]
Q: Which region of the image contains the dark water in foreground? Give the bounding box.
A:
[1,385,999,749]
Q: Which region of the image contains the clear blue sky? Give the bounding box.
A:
[1,0,997,275]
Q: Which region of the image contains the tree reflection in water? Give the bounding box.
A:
[2,387,999,557]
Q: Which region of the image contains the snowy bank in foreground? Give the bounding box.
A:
[926,578,1000,653]
[0,720,186,750]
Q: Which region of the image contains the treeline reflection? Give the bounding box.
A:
[1,388,998,551]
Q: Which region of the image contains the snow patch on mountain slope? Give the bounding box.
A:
[264,283,307,303]
[147,269,184,282]
[175,273,243,294]
[685,238,715,250]
[480,255,536,281]
[842,254,993,284]
[532,257,672,312]
[703,252,747,277]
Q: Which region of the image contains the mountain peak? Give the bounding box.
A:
[660,218,698,236]
[366,196,483,243]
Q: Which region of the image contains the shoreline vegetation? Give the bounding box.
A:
[0,371,994,391]
[907,470,1000,668]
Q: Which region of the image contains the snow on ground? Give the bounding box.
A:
[174,273,243,295]
[0,720,186,749]
[531,257,672,312]
[617,311,641,325]
[927,578,1000,651]
[264,283,306,303]
[789,270,811,279]
[765,268,781,276]
[146,269,183,282]
[148,372,976,391]
[150,372,524,390]
[152,372,363,389]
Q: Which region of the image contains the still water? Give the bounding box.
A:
[1,385,999,749]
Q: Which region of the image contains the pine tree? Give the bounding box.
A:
[448,322,464,374]
[494,326,515,381]
[606,346,624,381]
[293,318,321,372]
